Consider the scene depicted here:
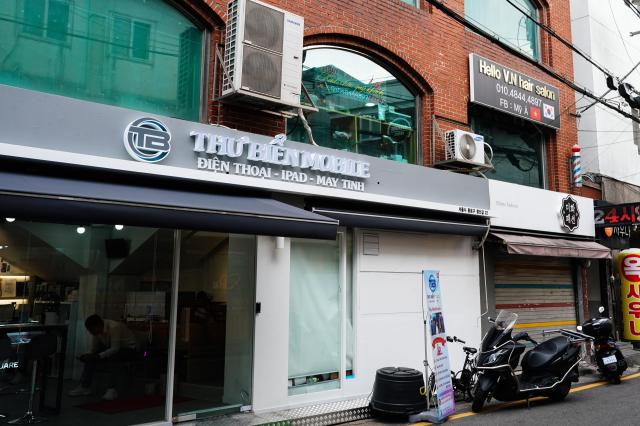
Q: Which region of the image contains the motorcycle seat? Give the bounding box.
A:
[463,346,477,354]
[521,336,569,371]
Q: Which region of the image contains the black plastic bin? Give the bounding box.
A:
[370,367,428,415]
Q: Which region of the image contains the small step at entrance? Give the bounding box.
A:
[194,397,371,426]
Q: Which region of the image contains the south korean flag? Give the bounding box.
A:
[543,103,555,120]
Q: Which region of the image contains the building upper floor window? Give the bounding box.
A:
[400,0,418,6]
[287,46,419,164]
[23,0,69,42]
[0,0,203,121]
[465,0,540,60]
[471,107,545,188]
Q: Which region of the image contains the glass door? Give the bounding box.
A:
[171,232,256,419]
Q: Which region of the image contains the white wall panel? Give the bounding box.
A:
[252,236,291,412]
[252,230,483,412]
[355,230,482,395]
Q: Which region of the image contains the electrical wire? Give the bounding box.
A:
[504,0,615,78]
[423,0,640,125]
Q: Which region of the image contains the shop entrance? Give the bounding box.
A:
[0,221,255,425]
[172,231,255,419]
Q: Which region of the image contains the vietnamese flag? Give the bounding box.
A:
[530,106,542,121]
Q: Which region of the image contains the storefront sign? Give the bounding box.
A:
[124,118,172,163]
[598,225,632,250]
[190,131,370,190]
[469,54,561,129]
[0,361,19,370]
[560,196,580,232]
[617,249,640,340]
[489,180,595,237]
[0,84,491,218]
[422,270,455,419]
[594,203,640,227]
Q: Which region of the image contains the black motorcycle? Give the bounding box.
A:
[472,310,590,412]
[578,306,627,384]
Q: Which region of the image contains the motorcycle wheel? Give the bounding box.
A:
[471,388,488,413]
[549,380,571,401]
[610,374,622,385]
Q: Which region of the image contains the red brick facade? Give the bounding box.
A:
[181,0,596,198]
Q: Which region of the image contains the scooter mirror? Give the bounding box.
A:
[598,306,605,314]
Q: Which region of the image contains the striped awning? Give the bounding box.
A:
[491,233,611,259]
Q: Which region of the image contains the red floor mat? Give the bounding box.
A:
[75,395,192,414]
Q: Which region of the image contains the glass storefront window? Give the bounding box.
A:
[465,0,540,60]
[471,108,545,188]
[288,47,419,164]
[288,232,353,395]
[0,222,174,425]
[0,0,203,121]
[0,221,255,424]
[288,238,341,395]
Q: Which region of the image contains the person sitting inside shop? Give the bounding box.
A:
[68,314,138,400]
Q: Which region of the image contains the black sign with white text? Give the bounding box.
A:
[595,203,640,227]
[469,54,561,129]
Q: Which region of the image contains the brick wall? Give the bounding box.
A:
[181,0,583,196]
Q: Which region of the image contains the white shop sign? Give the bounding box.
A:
[489,180,595,237]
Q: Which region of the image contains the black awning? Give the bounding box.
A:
[312,208,488,236]
[0,172,338,240]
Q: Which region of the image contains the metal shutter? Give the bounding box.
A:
[495,257,577,343]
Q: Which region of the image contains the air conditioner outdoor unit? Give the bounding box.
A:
[221,0,305,109]
[444,129,487,165]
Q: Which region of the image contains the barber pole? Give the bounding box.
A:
[572,144,582,188]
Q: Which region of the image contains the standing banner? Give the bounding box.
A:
[617,249,640,340]
[423,270,455,419]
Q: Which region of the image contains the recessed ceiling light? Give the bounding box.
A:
[5,218,15,223]
[114,225,124,231]
[365,102,376,107]
[76,226,86,235]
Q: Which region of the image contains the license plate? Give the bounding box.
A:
[603,355,617,365]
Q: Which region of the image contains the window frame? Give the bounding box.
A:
[292,45,422,165]
[19,0,73,47]
[470,107,547,189]
[110,12,155,64]
[464,0,542,61]
[399,0,420,8]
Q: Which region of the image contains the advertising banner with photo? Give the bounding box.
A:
[422,270,455,419]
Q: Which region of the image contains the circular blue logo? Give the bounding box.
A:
[123,118,172,163]
[428,275,437,292]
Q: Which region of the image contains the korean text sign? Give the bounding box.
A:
[422,270,455,419]
[617,249,640,340]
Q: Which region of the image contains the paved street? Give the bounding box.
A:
[349,371,640,426]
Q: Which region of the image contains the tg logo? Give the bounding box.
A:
[124,118,172,163]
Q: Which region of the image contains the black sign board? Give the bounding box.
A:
[597,225,632,250]
[594,203,640,227]
[469,54,561,129]
[560,195,580,232]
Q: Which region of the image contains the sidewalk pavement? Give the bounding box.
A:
[191,347,640,426]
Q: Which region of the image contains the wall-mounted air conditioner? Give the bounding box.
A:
[221,0,305,109]
[444,129,488,165]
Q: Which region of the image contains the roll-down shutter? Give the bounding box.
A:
[495,257,577,343]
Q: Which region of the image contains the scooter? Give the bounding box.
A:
[472,310,591,413]
[578,306,627,384]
